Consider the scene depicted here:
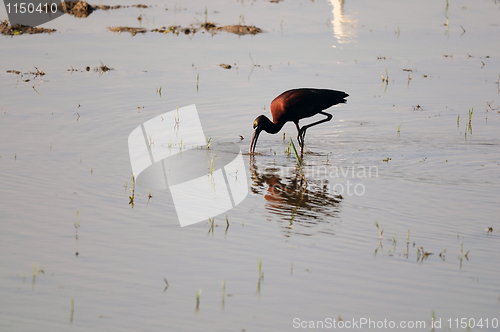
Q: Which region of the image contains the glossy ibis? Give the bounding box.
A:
[249,88,348,154]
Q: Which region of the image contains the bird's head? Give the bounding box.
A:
[249,115,270,154]
[253,115,267,130]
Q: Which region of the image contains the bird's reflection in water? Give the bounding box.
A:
[250,158,342,236]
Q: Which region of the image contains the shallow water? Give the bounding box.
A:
[1,0,500,331]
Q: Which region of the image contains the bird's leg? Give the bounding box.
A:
[294,121,303,151]
[297,112,333,152]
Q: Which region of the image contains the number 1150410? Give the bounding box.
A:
[6,2,58,14]
[445,318,498,329]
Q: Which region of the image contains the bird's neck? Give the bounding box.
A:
[262,117,285,134]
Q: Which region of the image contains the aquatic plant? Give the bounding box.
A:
[129,173,135,208]
[221,280,226,310]
[75,209,80,240]
[285,141,291,156]
[196,288,202,311]
[290,138,307,188]
[70,297,74,324]
[375,221,384,239]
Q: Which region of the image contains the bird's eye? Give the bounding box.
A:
[253,121,258,129]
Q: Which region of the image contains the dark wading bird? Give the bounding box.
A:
[249,88,349,154]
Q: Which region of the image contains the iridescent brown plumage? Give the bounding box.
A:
[249,88,348,154]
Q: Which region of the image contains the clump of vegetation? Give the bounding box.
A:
[0,20,56,35]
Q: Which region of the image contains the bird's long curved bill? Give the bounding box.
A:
[249,129,260,154]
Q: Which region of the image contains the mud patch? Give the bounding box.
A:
[218,25,263,35]
[151,22,263,36]
[58,1,150,18]
[0,20,56,36]
[151,25,190,35]
[58,1,93,18]
[108,26,147,36]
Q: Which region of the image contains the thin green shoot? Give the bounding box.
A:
[196,288,202,311]
[439,248,447,260]
[459,241,464,269]
[129,173,136,207]
[290,138,307,188]
[75,209,80,239]
[375,221,384,239]
[70,297,74,324]
[209,152,218,176]
[147,189,152,205]
[221,280,226,310]
[206,136,212,149]
[208,217,214,235]
[175,106,179,126]
[75,209,80,229]
[465,107,474,135]
[285,141,291,156]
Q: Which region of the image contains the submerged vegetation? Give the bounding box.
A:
[373,222,473,267]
